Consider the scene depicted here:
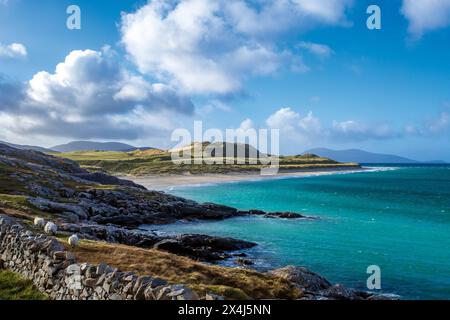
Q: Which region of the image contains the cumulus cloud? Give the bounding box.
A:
[238,118,254,131]
[266,107,399,144]
[0,49,194,142]
[401,0,450,38]
[400,110,450,137]
[225,0,353,36]
[120,0,352,95]
[0,42,27,58]
[266,107,323,144]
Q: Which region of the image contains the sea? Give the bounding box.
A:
[143,164,450,299]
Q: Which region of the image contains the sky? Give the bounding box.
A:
[0,0,450,161]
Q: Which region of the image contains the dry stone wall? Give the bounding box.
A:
[0,214,202,300]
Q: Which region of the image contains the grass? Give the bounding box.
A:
[0,194,40,216]
[0,269,47,300]
[52,148,359,176]
[65,239,302,300]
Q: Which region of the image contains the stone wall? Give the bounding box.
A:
[0,215,202,300]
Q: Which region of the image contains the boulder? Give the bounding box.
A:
[269,265,331,292]
[319,284,361,300]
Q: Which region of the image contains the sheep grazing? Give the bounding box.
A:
[68,234,79,248]
[44,222,57,235]
[34,217,46,228]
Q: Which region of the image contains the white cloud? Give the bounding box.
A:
[400,111,450,137]
[266,107,398,144]
[266,107,322,144]
[331,120,398,142]
[0,42,27,58]
[238,118,254,131]
[266,107,300,129]
[225,0,353,36]
[298,41,333,58]
[120,0,352,95]
[199,99,233,114]
[401,0,450,38]
[0,48,194,142]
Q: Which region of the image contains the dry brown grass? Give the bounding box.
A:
[66,239,302,300]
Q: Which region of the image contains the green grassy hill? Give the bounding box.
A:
[51,142,360,176]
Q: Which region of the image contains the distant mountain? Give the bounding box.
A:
[0,141,56,153]
[304,148,446,164]
[51,141,153,153]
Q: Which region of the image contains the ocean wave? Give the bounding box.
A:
[166,167,401,191]
[361,166,401,172]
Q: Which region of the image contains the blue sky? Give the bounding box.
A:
[1,0,450,161]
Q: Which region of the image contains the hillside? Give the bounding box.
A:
[54,142,359,176]
[51,141,154,153]
[0,141,56,153]
[305,148,422,164]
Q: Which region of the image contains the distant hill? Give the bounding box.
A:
[304,148,446,164]
[51,141,153,153]
[169,141,263,158]
[0,141,56,153]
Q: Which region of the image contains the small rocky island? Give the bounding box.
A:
[0,143,396,300]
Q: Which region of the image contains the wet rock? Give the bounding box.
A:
[367,293,401,300]
[235,258,254,266]
[264,212,304,219]
[318,284,361,300]
[153,235,256,262]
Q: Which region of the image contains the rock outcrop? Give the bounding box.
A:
[57,222,256,262]
[269,265,400,300]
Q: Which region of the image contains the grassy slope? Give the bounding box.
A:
[0,269,47,300]
[52,149,359,176]
[64,239,301,300]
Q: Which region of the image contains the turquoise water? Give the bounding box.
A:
[149,165,450,299]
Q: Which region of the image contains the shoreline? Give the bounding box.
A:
[121,166,370,190]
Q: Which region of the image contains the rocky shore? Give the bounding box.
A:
[0,143,398,300]
[0,143,306,262]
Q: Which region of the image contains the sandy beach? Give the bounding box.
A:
[123,166,367,190]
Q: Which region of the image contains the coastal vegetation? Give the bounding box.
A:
[64,239,301,300]
[50,142,359,176]
[0,269,47,300]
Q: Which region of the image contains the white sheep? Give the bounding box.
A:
[34,217,46,228]
[44,222,57,235]
[68,234,79,248]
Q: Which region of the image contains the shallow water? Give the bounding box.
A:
[145,165,450,299]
